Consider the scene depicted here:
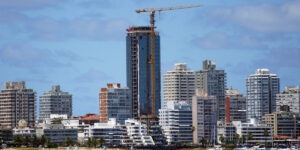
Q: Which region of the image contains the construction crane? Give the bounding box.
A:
[136,4,202,118]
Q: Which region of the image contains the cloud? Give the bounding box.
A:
[255,47,300,69]
[0,0,66,10]
[77,0,112,9]
[0,44,81,69]
[228,47,300,77]
[74,69,111,83]
[24,16,129,41]
[27,16,67,41]
[69,18,129,41]
[0,10,29,23]
[207,1,300,33]
[192,31,267,50]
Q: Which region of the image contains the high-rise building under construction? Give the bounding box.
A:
[126,26,161,119]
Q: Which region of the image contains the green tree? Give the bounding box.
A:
[24,136,31,146]
[219,135,225,144]
[40,135,48,146]
[98,137,105,147]
[191,126,195,133]
[263,130,269,146]
[51,118,63,124]
[234,133,240,145]
[31,135,40,147]
[225,137,230,145]
[13,135,24,147]
[91,138,98,147]
[86,137,92,147]
[199,137,207,147]
[64,137,74,146]
[247,133,253,145]
[240,135,247,144]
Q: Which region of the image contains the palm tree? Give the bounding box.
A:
[64,137,74,146]
[24,136,30,146]
[234,133,240,145]
[40,135,48,146]
[225,137,230,145]
[247,133,253,145]
[219,135,225,144]
[240,135,247,145]
[199,137,207,147]
[263,130,269,147]
[191,126,195,133]
[86,137,92,147]
[98,137,105,147]
[91,138,98,147]
[13,135,24,147]
[31,135,40,147]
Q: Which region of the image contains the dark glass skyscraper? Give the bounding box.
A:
[126,26,161,119]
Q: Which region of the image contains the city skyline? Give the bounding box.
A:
[0,0,299,116]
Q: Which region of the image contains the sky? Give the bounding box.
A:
[0,0,299,116]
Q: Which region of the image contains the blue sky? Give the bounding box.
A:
[0,0,299,116]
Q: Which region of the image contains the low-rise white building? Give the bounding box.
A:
[217,121,236,144]
[13,120,35,137]
[232,119,273,144]
[125,119,155,146]
[83,118,132,146]
[159,101,192,144]
[36,123,77,145]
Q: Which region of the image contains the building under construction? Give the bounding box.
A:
[126,26,161,119]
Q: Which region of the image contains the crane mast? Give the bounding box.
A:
[136,4,202,120]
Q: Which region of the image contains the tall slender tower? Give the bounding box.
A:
[246,69,280,121]
[192,89,217,144]
[126,26,161,119]
[0,81,36,128]
[195,60,226,121]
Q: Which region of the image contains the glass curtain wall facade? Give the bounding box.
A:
[126,26,161,118]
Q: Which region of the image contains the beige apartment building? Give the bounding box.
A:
[163,63,195,106]
[0,81,36,128]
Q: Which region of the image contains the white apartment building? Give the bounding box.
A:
[276,86,300,113]
[125,119,155,146]
[84,118,132,146]
[246,69,280,121]
[232,119,273,144]
[217,121,236,144]
[159,101,192,144]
